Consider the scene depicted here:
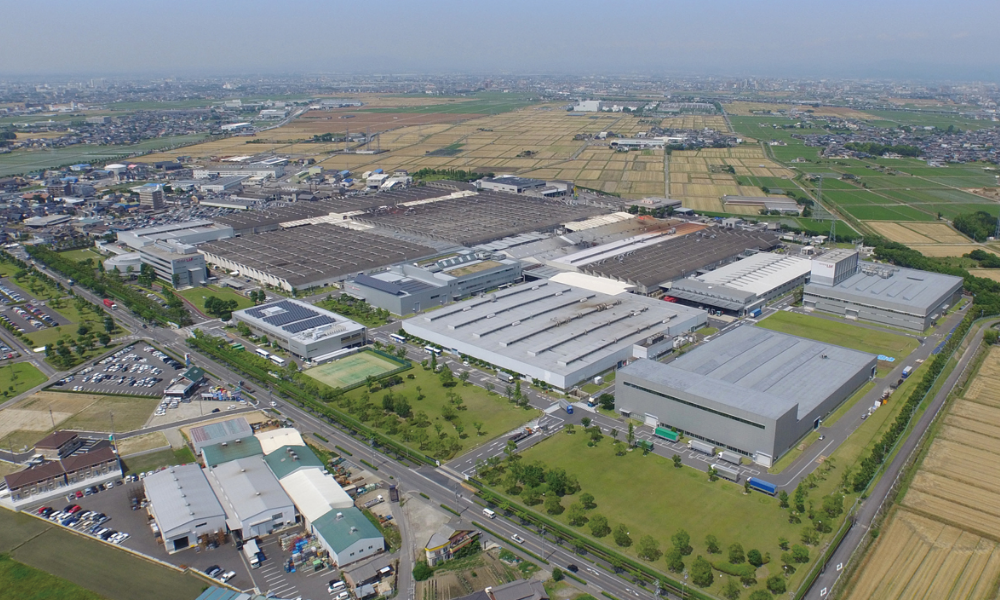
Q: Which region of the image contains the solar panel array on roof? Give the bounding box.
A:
[261,302,317,327]
[284,315,335,334]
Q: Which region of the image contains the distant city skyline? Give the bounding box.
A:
[1,0,999,81]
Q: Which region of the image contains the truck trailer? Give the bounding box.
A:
[558,399,574,414]
[902,366,913,379]
[747,477,777,496]
[243,539,261,568]
[718,450,741,465]
[712,463,740,482]
[103,299,117,310]
[688,440,715,456]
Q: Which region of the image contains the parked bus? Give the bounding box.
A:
[269,355,286,366]
[389,333,406,344]
[424,346,442,356]
[255,348,271,359]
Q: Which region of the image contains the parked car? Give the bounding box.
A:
[219,571,236,583]
[205,566,222,577]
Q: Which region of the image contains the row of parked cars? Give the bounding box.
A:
[204,565,236,584]
[0,282,24,303]
[36,505,130,545]
[143,345,184,369]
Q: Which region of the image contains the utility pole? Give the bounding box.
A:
[49,408,55,429]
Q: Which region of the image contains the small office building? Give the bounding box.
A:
[144,464,227,553]
[616,326,877,465]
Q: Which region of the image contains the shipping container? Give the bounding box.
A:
[688,439,715,455]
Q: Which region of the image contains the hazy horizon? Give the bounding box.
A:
[1,0,999,82]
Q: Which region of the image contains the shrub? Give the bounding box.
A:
[413,561,434,581]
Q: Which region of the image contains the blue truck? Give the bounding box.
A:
[558,399,574,414]
[747,477,777,496]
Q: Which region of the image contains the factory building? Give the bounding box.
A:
[312,508,384,568]
[193,164,285,179]
[232,299,366,361]
[476,176,547,194]
[189,417,253,454]
[116,220,233,287]
[402,280,706,390]
[206,456,296,539]
[803,250,964,332]
[344,252,523,316]
[144,464,227,553]
[667,252,812,315]
[616,326,877,465]
[609,138,666,150]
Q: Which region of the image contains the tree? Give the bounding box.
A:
[747,549,763,567]
[671,529,692,555]
[613,524,632,547]
[567,503,587,526]
[98,333,111,347]
[552,568,564,582]
[588,514,610,537]
[690,556,714,587]
[412,561,434,581]
[749,591,771,600]
[766,574,786,594]
[800,526,819,546]
[721,578,742,600]
[581,417,591,427]
[665,547,685,573]
[672,454,682,468]
[579,492,596,509]
[514,380,522,399]
[459,370,470,385]
[705,534,720,554]
[778,490,789,508]
[545,495,563,515]
[637,535,661,561]
[822,493,844,518]
[794,484,807,512]
[708,466,719,482]
[791,545,810,563]
[627,422,635,447]
[473,421,483,436]
[778,537,789,551]
[521,487,542,506]
[504,384,513,401]
[439,365,455,387]
[729,543,745,564]
[103,316,115,334]
[598,393,614,410]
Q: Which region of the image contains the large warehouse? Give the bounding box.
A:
[232,299,366,360]
[144,464,227,553]
[803,250,963,332]
[581,228,781,294]
[199,223,438,291]
[206,456,297,539]
[402,280,706,390]
[616,326,877,465]
[344,252,523,315]
[667,252,812,315]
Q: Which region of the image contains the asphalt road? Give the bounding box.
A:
[805,317,994,599]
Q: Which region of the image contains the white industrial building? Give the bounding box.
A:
[116,220,233,287]
[232,299,366,361]
[402,280,707,390]
[206,456,296,539]
[256,428,306,455]
[278,470,354,529]
[573,100,602,112]
[617,326,877,465]
[144,464,227,553]
[803,249,964,332]
[667,252,812,315]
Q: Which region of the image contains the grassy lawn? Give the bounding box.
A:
[20,294,127,367]
[757,311,918,359]
[0,509,208,600]
[178,285,253,314]
[0,553,102,600]
[504,432,830,597]
[328,364,538,459]
[0,362,47,399]
[581,370,615,395]
[57,248,104,266]
[120,446,197,475]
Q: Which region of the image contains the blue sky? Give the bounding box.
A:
[1,0,998,80]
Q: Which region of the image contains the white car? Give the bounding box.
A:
[510,534,525,544]
[219,571,236,583]
[270,401,277,407]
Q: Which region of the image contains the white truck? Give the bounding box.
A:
[243,539,261,568]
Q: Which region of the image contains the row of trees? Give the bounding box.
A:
[22,246,192,326]
[844,142,921,157]
[953,211,998,243]
[204,296,239,319]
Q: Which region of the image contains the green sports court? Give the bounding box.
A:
[303,351,402,389]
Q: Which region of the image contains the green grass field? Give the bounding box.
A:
[0,363,47,399]
[511,432,817,596]
[121,446,197,475]
[178,285,254,315]
[59,395,160,431]
[0,553,102,600]
[0,134,211,177]
[57,248,105,266]
[0,509,208,600]
[757,312,919,359]
[305,351,402,389]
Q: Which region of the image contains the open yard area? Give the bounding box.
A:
[177,284,253,315]
[0,362,47,401]
[120,446,197,475]
[0,553,102,600]
[304,351,402,389]
[843,346,1000,599]
[327,363,538,460]
[757,311,919,359]
[0,391,159,451]
[0,508,209,600]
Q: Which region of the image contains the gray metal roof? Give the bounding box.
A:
[209,456,293,521]
[667,279,755,310]
[144,464,225,538]
[620,326,876,420]
[805,262,963,316]
[405,280,705,378]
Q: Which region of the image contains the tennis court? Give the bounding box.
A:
[304,351,402,388]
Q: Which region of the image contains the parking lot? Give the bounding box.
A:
[51,343,184,397]
[26,473,258,592]
[249,534,341,600]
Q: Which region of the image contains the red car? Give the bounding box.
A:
[67,505,82,514]
[37,506,51,515]
[75,490,83,498]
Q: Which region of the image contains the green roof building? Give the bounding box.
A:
[312,507,384,567]
[263,445,325,480]
[201,437,263,467]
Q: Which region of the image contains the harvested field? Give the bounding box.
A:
[845,509,1000,600]
[969,269,1000,285]
[293,110,482,134]
[868,222,935,244]
[903,222,971,244]
[117,431,170,456]
[910,244,999,257]
[658,115,729,131]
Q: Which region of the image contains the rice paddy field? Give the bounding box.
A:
[670,146,796,212]
[843,346,1000,599]
[658,114,728,130]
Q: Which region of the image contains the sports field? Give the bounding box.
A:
[756,311,919,358]
[0,509,208,600]
[304,351,402,389]
[844,347,1000,599]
